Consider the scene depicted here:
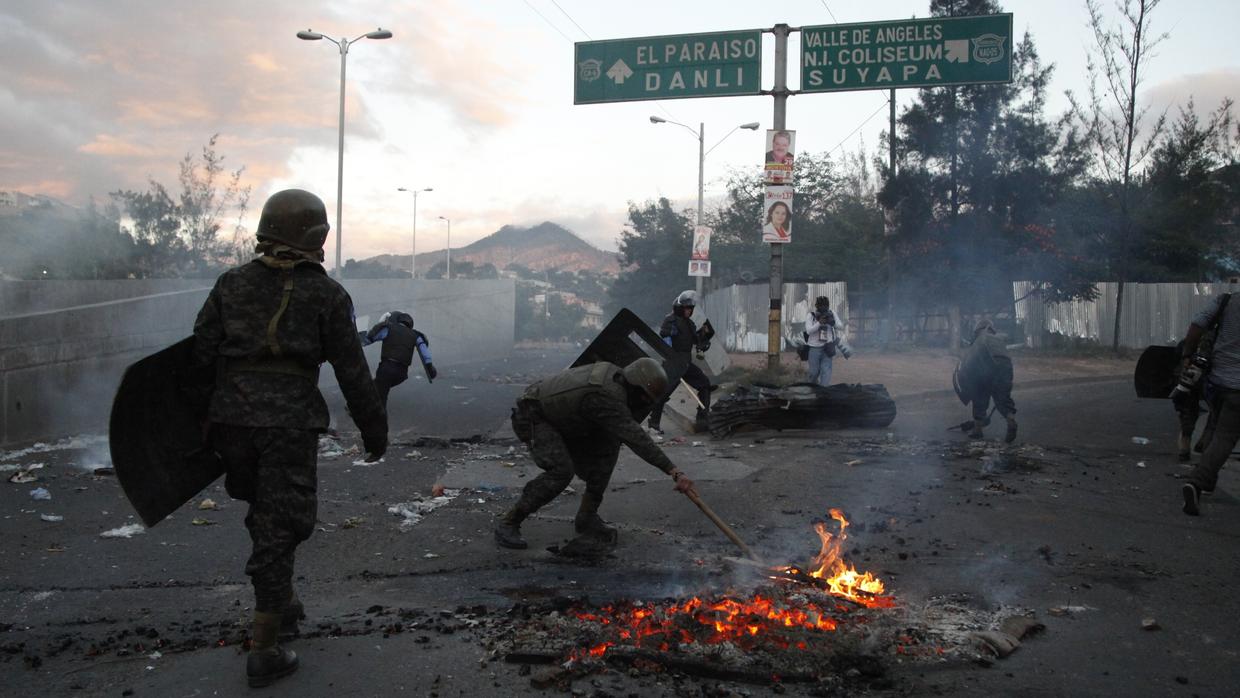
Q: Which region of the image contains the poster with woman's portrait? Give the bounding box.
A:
[691,225,712,261]
[762,186,793,244]
[764,129,795,184]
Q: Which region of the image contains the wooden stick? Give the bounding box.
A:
[683,489,762,562]
[681,378,706,410]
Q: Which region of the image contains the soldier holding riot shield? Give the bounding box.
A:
[190,189,387,686]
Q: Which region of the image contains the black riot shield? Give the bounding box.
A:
[570,308,674,422]
[109,337,223,527]
[571,308,673,369]
[1134,345,1180,399]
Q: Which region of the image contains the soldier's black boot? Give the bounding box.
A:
[280,592,305,640]
[574,493,618,544]
[247,611,299,688]
[494,507,529,549]
[1004,416,1018,444]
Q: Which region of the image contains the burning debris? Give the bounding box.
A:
[494,508,1042,690]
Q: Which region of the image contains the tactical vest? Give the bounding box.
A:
[664,314,698,354]
[525,362,624,431]
[379,322,418,366]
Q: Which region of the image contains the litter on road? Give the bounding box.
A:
[30,487,51,500]
[100,523,145,538]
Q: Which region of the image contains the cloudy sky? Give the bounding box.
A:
[1,1,1236,269]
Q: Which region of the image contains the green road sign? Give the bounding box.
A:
[801,14,1012,93]
[574,30,762,105]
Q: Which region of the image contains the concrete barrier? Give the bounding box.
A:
[0,277,514,446]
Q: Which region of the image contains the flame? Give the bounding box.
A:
[773,508,892,608]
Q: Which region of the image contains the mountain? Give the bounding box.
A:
[368,221,619,276]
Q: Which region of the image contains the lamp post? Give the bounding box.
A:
[649,117,761,294]
[297,26,393,278]
[437,216,451,280]
[397,186,432,278]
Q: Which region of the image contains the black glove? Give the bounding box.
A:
[425,363,438,382]
[362,432,387,462]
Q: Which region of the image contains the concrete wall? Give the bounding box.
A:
[0,278,514,446]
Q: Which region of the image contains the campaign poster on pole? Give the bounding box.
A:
[688,260,712,277]
[691,225,712,261]
[764,129,795,184]
[762,186,793,244]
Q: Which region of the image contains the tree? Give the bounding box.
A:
[880,0,1091,345]
[111,134,252,277]
[607,198,697,322]
[1070,0,1168,351]
[342,258,408,279]
[1138,100,1239,280]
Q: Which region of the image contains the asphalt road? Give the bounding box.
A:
[3,349,1239,697]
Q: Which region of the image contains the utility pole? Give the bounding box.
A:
[695,121,705,297]
[884,88,896,348]
[767,24,791,370]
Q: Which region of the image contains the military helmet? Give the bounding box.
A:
[974,318,995,336]
[622,357,669,402]
[673,290,698,308]
[390,311,414,329]
[256,189,330,251]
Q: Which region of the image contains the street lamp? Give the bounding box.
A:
[298,26,393,278]
[437,215,451,280]
[649,116,761,293]
[397,186,432,279]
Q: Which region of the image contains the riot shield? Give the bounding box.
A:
[109,337,223,527]
[571,308,673,369]
[570,308,674,422]
[1134,345,1179,399]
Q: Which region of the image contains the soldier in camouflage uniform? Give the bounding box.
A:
[191,189,387,687]
[495,357,697,550]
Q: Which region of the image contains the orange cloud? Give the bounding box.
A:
[77,135,158,157]
[116,99,215,128]
[246,53,283,73]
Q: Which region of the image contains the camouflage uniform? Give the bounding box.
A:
[509,362,677,522]
[192,258,386,613]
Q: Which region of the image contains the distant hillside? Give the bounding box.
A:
[368,221,619,276]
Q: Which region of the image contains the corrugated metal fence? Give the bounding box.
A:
[701,282,849,352]
[1015,281,1240,349]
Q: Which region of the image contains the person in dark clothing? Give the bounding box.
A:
[1181,291,1240,515]
[958,319,1018,443]
[647,290,713,434]
[359,310,436,407]
[191,189,387,687]
[495,357,697,550]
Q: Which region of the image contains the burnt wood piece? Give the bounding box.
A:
[708,383,897,436]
